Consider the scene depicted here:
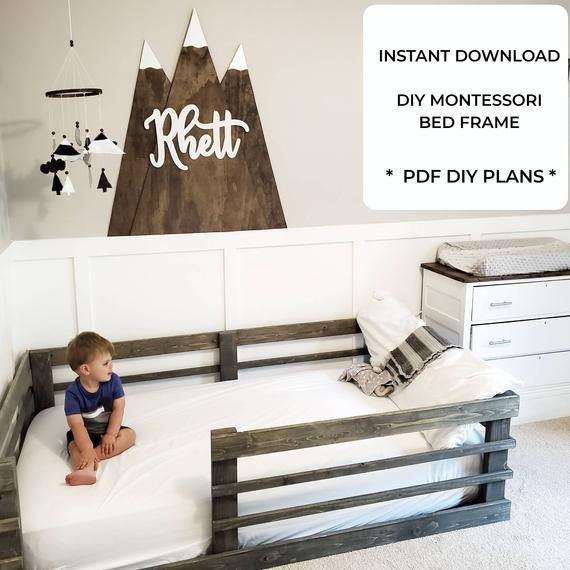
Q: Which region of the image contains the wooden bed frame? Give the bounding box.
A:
[0,319,519,570]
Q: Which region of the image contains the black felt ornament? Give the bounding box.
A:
[97,168,112,192]
[51,173,63,195]
[40,155,66,175]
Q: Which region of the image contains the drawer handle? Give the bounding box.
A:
[489,339,512,346]
[489,301,513,307]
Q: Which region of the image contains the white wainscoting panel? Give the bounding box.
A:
[360,235,470,316]
[0,247,14,397]
[90,250,225,341]
[233,243,353,327]
[11,257,77,352]
[482,229,570,242]
[7,213,570,423]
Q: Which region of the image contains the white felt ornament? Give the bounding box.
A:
[61,172,76,195]
[88,130,124,155]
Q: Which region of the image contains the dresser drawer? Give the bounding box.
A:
[470,316,570,359]
[471,279,570,322]
[489,351,570,390]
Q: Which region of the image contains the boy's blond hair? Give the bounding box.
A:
[66,332,114,372]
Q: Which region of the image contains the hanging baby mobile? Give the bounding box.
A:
[41,0,123,196]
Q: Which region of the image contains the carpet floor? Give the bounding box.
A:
[277,417,570,570]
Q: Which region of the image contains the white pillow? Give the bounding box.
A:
[356,290,424,369]
[390,348,521,449]
[424,423,485,450]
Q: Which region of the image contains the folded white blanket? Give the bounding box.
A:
[437,237,570,276]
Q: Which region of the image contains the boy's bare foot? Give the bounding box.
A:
[65,469,96,486]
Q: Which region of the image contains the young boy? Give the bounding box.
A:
[64,332,136,486]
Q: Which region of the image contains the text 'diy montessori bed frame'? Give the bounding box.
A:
[0,319,519,569]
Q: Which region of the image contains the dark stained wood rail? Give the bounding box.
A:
[2,318,521,570]
[39,319,362,368]
[36,319,365,401]
[211,428,239,553]
[219,332,238,382]
[4,319,365,567]
[210,392,519,460]
[0,458,23,569]
[482,417,512,502]
[207,390,519,563]
[236,319,360,345]
[0,353,34,460]
[40,331,221,367]
[53,365,221,392]
[29,351,54,411]
[213,470,513,532]
[161,501,511,569]
[0,354,32,570]
[5,392,34,460]
[211,438,516,498]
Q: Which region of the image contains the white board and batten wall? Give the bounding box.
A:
[6,213,570,421]
[0,245,15,399]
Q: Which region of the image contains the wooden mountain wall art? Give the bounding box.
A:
[108,41,170,236]
[108,10,286,236]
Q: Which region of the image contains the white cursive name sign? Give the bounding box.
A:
[144,104,249,171]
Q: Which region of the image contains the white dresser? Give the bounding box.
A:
[421,262,570,423]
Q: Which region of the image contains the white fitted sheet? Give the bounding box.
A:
[18,365,481,570]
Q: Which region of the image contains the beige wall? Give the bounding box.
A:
[0,0,568,240]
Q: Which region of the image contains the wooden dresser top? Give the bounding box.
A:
[421,262,570,283]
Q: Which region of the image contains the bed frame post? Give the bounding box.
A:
[219,331,238,382]
[0,457,24,569]
[29,351,55,413]
[211,427,239,554]
[481,418,511,503]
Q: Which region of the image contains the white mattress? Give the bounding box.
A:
[18,365,481,570]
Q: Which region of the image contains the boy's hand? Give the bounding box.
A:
[79,447,99,469]
[101,434,117,457]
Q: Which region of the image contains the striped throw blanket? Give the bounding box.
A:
[339,326,459,397]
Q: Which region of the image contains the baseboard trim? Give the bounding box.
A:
[515,382,570,424]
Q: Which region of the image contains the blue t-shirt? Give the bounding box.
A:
[64,372,125,435]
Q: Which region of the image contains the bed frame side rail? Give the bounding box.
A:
[0,351,33,570]
[32,318,366,410]
[201,391,520,569]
